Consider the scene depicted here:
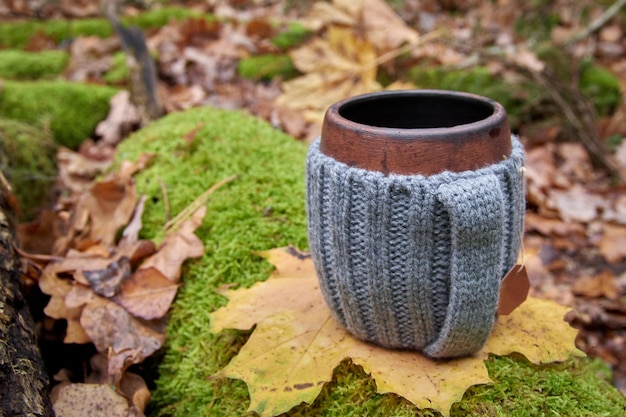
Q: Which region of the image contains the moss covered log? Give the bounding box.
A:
[0,118,57,220]
[0,7,204,49]
[0,50,68,80]
[0,80,117,148]
[114,106,626,417]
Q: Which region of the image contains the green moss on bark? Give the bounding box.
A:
[238,54,298,80]
[115,107,626,417]
[0,80,117,148]
[0,50,69,80]
[0,118,56,220]
[0,7,205,49]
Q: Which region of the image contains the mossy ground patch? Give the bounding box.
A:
[116,108,625,416]
[0,80,117,148]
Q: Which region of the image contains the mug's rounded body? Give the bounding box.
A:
[305,90,525,359]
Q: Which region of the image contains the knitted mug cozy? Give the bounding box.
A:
[306,136,525,359]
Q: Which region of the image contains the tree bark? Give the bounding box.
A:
[0,192,53,417]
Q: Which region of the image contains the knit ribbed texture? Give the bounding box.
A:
[306,136,525,358]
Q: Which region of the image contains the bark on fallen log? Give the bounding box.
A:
[0,191,53,417]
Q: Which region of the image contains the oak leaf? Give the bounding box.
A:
[138,206,206,282]
[113,267,179,320]
[210,247,583,417]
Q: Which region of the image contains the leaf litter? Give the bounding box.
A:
[26,151,222,415]
[6,0,626,411]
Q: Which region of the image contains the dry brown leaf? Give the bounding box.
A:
[302,0,419,52]
[79,294,165,381]
[53,383,132,417]
[65,36,119,83]
[40,260,93,343]
[57,147,113,193]
[210,247,582,417]
[119,195,147,247]
[117,239,157,269]
[139,206,206,282]
[600,223,626,263]
[549,184,604,223]
[524,212,586,237]
[82,178,137,248]
[82,256,132,298]
[573,270,620,300]
[120,372,151,413]
[96,91,141,146]
[521,144,557,210]
[113,267,179,320]
[277,25,381,124]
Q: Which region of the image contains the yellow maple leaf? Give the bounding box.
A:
[210,247,584,417]
[277,25,381,124]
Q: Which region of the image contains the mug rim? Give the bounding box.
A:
[320,89,512,175]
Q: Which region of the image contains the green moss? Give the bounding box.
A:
[0,50,69,80]
[0,18,112,50]
[104,51,131,85]
[271,22,312,50]
[116,107,626,416]
[126,6,205,30]
[238,54,298,80]
[0,118,57,220]
[455,355,625,416]
[406,66,535,129]
[514,7,560,41]
[115,106,308,415]
[579,60,622,116]
[0,7,206,49]
[0,80,118,148]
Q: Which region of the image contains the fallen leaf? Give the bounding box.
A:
[139,206,206,282]
[302,0,419,52]
[82,256,132,298]
[600,223,626,263]
[53,384,131,417]
[113,267,179,320]
[80,294,165,359]
[524,212,586,237]
[120,372,151,413]
[40,260,93,344]
[80,294,165,381]
[549,184,604,223]
[277,25,381,124]
[573,270,620,300]
[57,147,113,193]
[119,195,146,246]
[82,177,137,247]
[95,90,141,146]
[210,248,583,417]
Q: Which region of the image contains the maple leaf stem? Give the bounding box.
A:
[163,174,238,231]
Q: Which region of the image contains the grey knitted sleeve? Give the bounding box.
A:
[306,136,525,359]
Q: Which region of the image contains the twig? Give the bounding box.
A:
[566,0,626,44]
[163,174,238,232]
[526,68,625,182]
[0,171,12,193]
[13,245,64,264]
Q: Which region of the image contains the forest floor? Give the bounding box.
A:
[2,0,626,411]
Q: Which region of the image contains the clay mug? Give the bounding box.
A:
[305,90,525,358]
